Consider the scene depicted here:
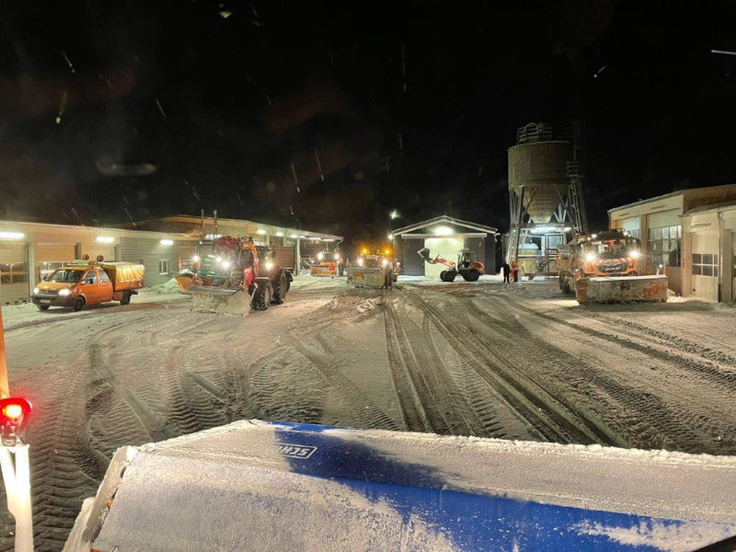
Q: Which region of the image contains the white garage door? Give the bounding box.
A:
[424,237,464,278]
[618,216,640,239]
[691,233,718,301]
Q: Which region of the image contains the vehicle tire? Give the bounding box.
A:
[72,297,85,312]
[271,272,287,304]
[252,281,271,311]
[120,292,131,305]
[439,270,447,281]
[37,305,49,311]
[463,269,480,282]
[442,270,457,282]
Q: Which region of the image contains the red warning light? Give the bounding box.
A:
[97,255,104,262]
[82,254,90,260]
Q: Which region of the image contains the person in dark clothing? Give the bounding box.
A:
[501,262,511,283]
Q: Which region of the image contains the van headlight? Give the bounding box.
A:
[59,288,71,297]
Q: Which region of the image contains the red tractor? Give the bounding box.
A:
[418,248,484,282]
[176,236,291,314]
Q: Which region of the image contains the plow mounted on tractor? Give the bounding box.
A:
[557,229,668,304]
[175,236,292,315]
[418,247,484,282]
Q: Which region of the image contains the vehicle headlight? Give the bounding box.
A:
[192,255,201,263]
[317,252,324,261]
[265,261,274,271]
[381,258,388,267]
[221,260,231,269]
[59,288,71,296]
[629,250,641,259]
[333,253,340,261]
[215,256,222,263]
[33,287,40,295]
[585,252,597,262]
[357,258,364,267]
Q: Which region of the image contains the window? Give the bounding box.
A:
[159,259,170,274]
[692,253,718,277]
[38,261,64,282]
[83,272,98,284]
[99,271,111,283]
[647,225,681,271]
[0,263,27,283]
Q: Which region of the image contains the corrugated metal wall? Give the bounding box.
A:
[118,238,178,287]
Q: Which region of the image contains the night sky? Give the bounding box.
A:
[1,1,735,242]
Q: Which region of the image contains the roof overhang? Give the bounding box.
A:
[392,215,498,236]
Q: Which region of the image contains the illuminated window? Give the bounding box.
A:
[647,225,681,271]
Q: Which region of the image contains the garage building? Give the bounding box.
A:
[608,184,736,297]
[0,215,342,305]
[391,215,498,277]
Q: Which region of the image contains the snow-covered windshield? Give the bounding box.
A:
[48,269,85,283]
[584,239,640,259]
[197,243,216,257]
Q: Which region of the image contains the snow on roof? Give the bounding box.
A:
[683,199,736,216]
[392,215,498,236]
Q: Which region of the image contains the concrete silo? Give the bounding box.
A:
[506,122,588,277]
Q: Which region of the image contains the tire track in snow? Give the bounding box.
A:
[404,289,625,447]
[491,295,735,453]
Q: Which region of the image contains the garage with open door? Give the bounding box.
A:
[35,243,77,282]
[691,233,719,301]
[423,237,465,278]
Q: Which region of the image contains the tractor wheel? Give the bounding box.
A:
[442,270,457,282]
[72,297,85,312]
[252,281,271,311]
[120,292,131,305]
[37,305,50,311]
[271,272,287,304]
[439,270,447,281]
[463,269,480,282]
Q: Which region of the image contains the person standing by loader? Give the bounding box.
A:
[511,261,519,283]
[502,261,511,283]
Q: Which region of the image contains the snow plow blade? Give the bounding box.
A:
[346,266,386,288]
[576,275,669,304]
[65,420,736,552]
[310,264,334,277]
[187,286,252,316]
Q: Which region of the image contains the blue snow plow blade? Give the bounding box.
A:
[67,420,736,552]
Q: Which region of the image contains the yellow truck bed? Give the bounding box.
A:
[100,263,145,291]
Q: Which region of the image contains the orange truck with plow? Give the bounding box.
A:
[31,260,145,312]
[557,229,668,304]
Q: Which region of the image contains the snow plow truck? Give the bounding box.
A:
[557,229,668,304]
[345,247,397,288]
[175,236,292,315]
[310,249,344,277]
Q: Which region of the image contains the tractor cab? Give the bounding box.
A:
[458,249,478,269]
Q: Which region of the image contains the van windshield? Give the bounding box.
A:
[48,269,85,283]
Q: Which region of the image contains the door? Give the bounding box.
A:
[691,233,719,302]
[424,237,464,278]
[79,270,100,304]
[98,269,114,301]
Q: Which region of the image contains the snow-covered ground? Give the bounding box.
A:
[2,274,735,550]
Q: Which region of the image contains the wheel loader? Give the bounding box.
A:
[557,229,668,304]
[175,236,292,315]
[418,247,484,282]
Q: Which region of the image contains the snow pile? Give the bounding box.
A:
[144,272,190,294]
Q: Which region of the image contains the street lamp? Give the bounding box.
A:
[390,210,400,220]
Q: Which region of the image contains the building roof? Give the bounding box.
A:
[683,199,736,217]
[119,215,343,241]
[607,184,736,213]
[392,215,498,236]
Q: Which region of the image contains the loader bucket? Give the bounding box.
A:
[66,420,736,552]
[188,286,252,316]
[575,275,669,305]
[346,266,387,288]
[417,247,431,262]
[174,273,194,293]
